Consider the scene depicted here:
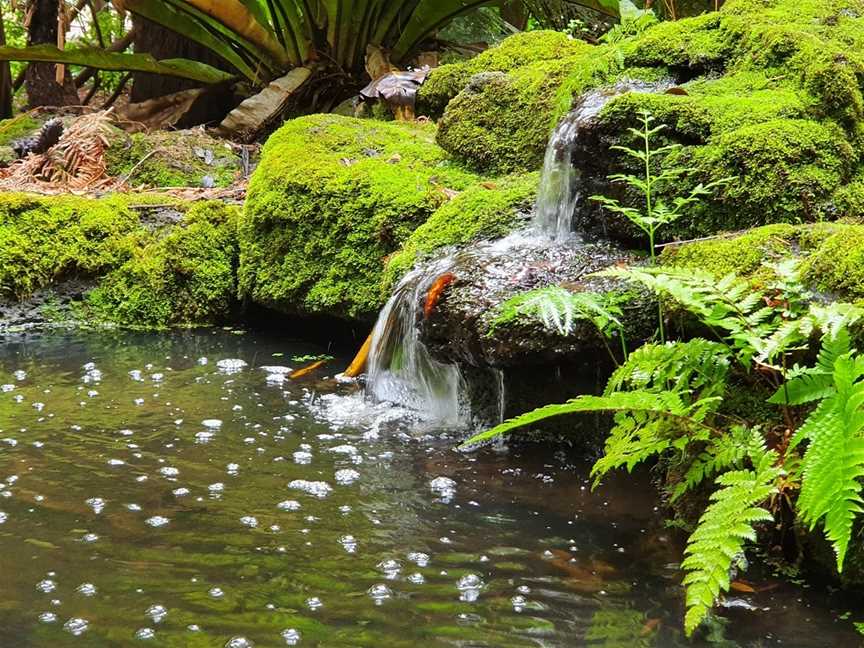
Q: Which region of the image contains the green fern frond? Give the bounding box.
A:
[796,355,864,570]
[492,286,624,338]
[671,426,756,502]
[682,449,781,636]
[458,390,717,451]
[606,339,729,402]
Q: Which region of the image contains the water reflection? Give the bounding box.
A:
[0,329,859,647]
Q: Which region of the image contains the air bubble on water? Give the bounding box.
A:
[173,488,190,497]
[335,469,360,486]
[159,467,179,478]
[195,431,216,443]
[135,628,156,640]
[225,637,254,648]
[197,357,208,366]
[240,516,258,528]
[188,624,201,632]
[82,533,99,543]
[377,559,402,579]
[293,451,312,464]
[261,366,292,375]
[265,374,286,385]
[281,628,301,645]
[329,444,358,455]
[125,504,142,512]
[217,359,248,375]
[86,498,106,514]
[129,370,143,381]
[13,370,26,381]
[32,402,45,411]
[146,604,167,623]
[407,573,425,584]
[429,477,457,502]
[202,419,222,429]
[457,574,485,602]
[511,595,527,612]
[145,516,169,528]
[407,552,430,567]
[134,398,145,406]
[305,597,322,610]
[76,583,97,597]
[37,579,56,593]
[367,584,393,604]
[209,587,224,599]
[64,618,89,636]
[288,480,332,498]
[277,500,300,511]
[87,390,98,398]
[151,374,164,382]
[107,459,126,467]
[209,483,225,493]
[339,505,351,515]
[339,535,357,553]
[38,612,57,623]
[227,463,240,474]
[1,384,14,392]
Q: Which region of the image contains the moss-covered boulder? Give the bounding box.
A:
[0,192,144,299]
[417,31,595,119]
[383,172,539,292]
[87,201,240,328]
[0,113,43,166]
[0,193,242,330]
[238,113,481,322]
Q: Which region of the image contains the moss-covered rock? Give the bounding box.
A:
[0,113,42,166]
[105,128,249,188]
[383,172,539,290]
[0,192,145,299]
[417,31,594,119]
[238,113,479,322]
[800,224,864,301]
[87,201,240,328]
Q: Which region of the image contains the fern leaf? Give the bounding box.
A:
[682,452,781,636]
[671,426,755,502]
[796,355,864,570]
[458,390,716,450]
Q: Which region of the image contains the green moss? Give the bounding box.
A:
[87,201,240,328]
[690,118,853,230]
[620,12,731,71]
[831,174,864,218]
[417,31,594,118]
[105,129,246,188]
[660,224,798,278]
[239,114,479,322]
[384,172,538,289]
[801,225,864,300]
[0,193,144,299]
[437,50,613,174]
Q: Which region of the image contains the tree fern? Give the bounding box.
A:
[795,354,864,570]
[682,445,782,636]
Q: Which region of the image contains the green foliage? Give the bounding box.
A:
[681,442,781,636]
[467,257,864,636]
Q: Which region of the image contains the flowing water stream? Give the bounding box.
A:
[1,329,862,646]
[0,329,861,647]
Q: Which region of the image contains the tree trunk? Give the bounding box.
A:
[25,0,79,108]
[0,10,12,119]
[500,1,529,30]
[131,16,237,127]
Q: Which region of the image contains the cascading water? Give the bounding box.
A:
[366,257,464,425]
[533,80,672,241]
[365,79,671,423]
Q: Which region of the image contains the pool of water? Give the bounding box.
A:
[0,329,860,647]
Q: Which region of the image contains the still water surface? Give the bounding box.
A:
[0,330,860,647]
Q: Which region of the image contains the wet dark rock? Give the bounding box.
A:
[0,278,95,332]
[419,236,654,369]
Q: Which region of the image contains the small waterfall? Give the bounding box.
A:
[533,80,672,241]
[365,79,671,423]
[366,257,464,425]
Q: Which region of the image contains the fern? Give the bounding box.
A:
[682,445,782,636]
[459,389,718,451]
[494,286,625,338]
[606,339,729,402]
[795,354,864,570]
[769,326,853,406]
[671,425,757,502]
